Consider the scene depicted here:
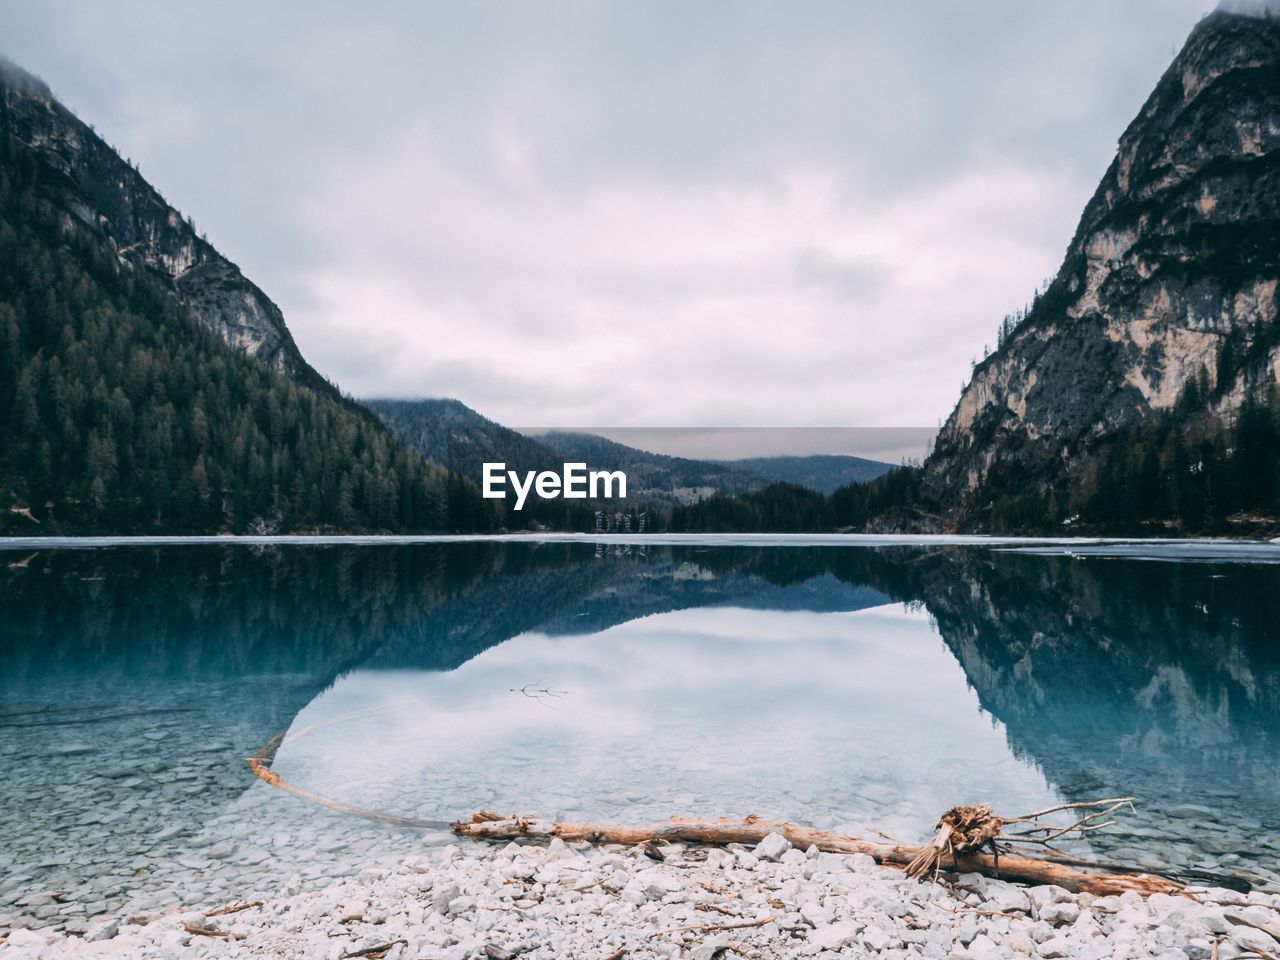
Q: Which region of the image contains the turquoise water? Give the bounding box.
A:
[1,539,1278,934]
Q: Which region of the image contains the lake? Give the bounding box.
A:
[1,536,1278,935]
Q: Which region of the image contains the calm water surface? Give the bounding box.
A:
[1,539,1278,934]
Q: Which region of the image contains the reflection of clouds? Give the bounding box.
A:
[276,604,1061,833]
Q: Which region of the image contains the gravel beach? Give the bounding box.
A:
[2,833,1278,960]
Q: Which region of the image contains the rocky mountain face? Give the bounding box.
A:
[0,58,327,391]
[924,9,1280,519]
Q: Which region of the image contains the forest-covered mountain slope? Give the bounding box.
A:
[0,60,490,535]
[364,398,566,481]
[0,58,329,387]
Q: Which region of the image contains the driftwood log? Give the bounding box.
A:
[245,732,1206,899]
[906,804,1003,881]
[451,813,1186,898]
[248,733,449,830]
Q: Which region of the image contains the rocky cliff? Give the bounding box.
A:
[0,57,328,391]
[924,9,1280,520]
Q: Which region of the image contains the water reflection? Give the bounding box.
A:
[278,604,1061,842]
[1,540,1278,933]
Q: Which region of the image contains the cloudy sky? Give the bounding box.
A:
[6,1,1213,434]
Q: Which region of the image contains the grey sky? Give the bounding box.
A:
[4,1,1212,432]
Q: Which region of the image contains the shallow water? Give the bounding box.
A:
[1,539,1278,933]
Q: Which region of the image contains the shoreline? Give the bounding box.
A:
[2,532,1280,552]
[3,834,1278,959]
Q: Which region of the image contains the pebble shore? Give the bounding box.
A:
[2,833,1278,960]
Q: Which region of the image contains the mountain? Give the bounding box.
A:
[0,59,488,535]
[923,9,1280,532]
[718,454,892,494]
[368,398,762,506]
[367,398,893,504]
[0,59,329,391]
[534,430,764,505]
[364,397,565,480]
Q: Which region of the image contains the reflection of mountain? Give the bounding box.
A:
[653,545,1280,832]
[907,551,1280,808]
[10,547,1277,778]
[0,545,492,685]
[305,551,892,671]
[5,540,1278,880]
[0,543,892,727]
[0,543,511,886]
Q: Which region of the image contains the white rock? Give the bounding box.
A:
[779,848,807,868]
[2,929,50,949]
[952,933,1008,959]
[800,899,833,926]
[545,838,582,863]
[809,920,862,951]
[84,918,120,942]
[1036,935,1075,958]
[986,886,1031,915]
[956,873,988,893]
[1028,885,1074,909]
[1229,924,1280,954]
[849,852,878,873]
[631,868,682,901]
[754,832,791,862]
[7,832,1279,960]
[431,882,460,914]
[1004,932,1034,955]
[1039,902,1080,925]
[862,924,893,951]
[1225,907,1280,940]
[704,848,734,870]
[689,934,731,960]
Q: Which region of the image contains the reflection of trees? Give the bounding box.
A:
[0,544,496,686]
[4,541,1277,819]
[827,548,1280,811]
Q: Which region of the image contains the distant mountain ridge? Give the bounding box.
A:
[364,398,565,481]
[535,430,760,504]
[366,397,894,502]
[716,455,892,495]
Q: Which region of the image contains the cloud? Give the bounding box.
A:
[295,154,1080,427]
[2,0,1213,432]
[793,249,888,304]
